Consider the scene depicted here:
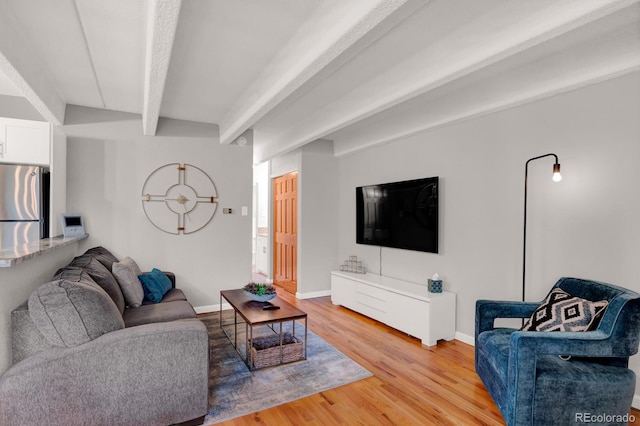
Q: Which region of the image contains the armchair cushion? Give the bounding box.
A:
[533,355,635,425]
[476,329,511,385]
[520,288,608,332]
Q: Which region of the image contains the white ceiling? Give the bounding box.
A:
[0,0,638,163]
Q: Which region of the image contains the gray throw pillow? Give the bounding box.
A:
[112,257,145,308]
[28,279,124,348]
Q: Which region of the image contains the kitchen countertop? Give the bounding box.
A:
[0,234,89,267]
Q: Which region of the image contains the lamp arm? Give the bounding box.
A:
[525,153,558,167]
[523,153,560,302]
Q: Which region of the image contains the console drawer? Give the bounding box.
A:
[357,283,388,301]
[356,290,387,313]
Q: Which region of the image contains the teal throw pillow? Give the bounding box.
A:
[138,268,172,304]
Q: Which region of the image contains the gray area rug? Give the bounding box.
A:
[199,312,372,424]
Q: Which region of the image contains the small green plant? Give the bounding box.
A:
[243,282,276,296]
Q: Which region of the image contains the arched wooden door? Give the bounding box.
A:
[273,172,297,294]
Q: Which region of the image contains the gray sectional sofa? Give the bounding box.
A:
[0,246,209,426]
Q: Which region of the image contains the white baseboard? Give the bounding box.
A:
[633,394,640,409]
[194,303,230,314]
[295,289,331,299]
[455,331,474,346]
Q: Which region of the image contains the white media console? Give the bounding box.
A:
[331,270,456,346]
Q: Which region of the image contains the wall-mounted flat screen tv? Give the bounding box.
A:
[356,177,438,253]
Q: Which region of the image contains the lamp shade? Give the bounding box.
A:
[552,163,562,182]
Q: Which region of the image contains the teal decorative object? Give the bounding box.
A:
[428,279,442,293]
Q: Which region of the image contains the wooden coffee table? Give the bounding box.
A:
[219,289,308,370]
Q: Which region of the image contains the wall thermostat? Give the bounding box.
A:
[61,214,85,238]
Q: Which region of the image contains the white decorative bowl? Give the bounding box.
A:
[243,291,276,302]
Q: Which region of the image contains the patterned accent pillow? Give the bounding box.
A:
[112,257,145,308]
[521,288,608,332]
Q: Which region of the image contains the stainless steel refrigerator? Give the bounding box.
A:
[0,164,50,248]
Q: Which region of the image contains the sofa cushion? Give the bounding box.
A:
[122,300,197,327]
[69,255,125,314]
[11,301,53,364]
[28,279,125,347]
[53,266,99,287]
[139,268,173,304]
[83,246,119,272]
[521,288,608,332]
[112,257,145,308]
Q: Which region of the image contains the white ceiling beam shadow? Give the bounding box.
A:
[0,8,65,125]
[253,0,640,163]
[333,55,640,157]
[218,0,427,145]
[142,0,182,136]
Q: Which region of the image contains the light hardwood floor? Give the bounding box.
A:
[217,289,640,425]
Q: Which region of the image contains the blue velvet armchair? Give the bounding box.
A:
[475,277,640,425]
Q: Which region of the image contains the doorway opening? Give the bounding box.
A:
[272,171,298,294]
[252,162,270,283]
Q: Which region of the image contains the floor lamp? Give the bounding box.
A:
[522,153,562,302]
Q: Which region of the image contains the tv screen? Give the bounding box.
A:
[356,177,438,253]
[64,216,83,227]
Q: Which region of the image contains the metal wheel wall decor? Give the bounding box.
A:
[141,163,218,234]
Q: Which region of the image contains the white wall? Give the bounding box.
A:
[298,141,339,296]
[337,72,640,360]
[269,141,339,297]
[49,126,67,236]
[63,107,253,310]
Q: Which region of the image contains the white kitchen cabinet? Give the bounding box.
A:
[0,117,51,166]
[331,270,456,346]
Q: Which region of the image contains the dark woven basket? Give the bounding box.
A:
[250,332,303,368]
